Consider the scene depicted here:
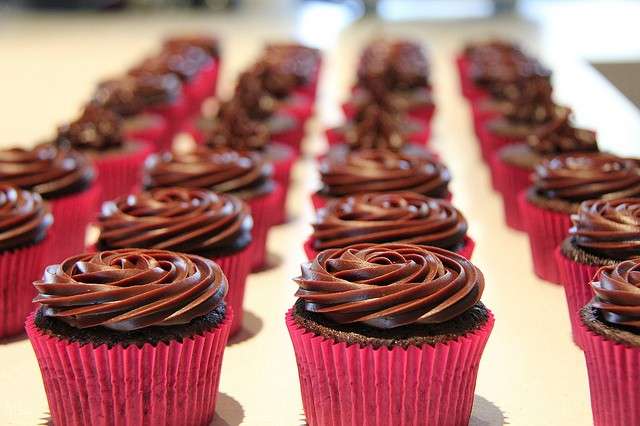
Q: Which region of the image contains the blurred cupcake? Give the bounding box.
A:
[0,143,98,263]
[55,105,153,204]
[264,42,322,101]
[313,149,451,210]
[556,198,640,346]
[144,145,278,270]
[579,259,640,426]
[304,192,473,260]
[97,188,252,336]
[287,243,493,426]
[26,248,231,426]
[519,153,640,284]
[492,108,597,230]
[0,185,52,338]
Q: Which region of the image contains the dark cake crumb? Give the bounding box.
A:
[580,304,640,348]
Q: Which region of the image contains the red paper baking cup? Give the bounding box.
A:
[286,308,494,426]
[0,238,51,338]
[303,236,475,261]
[519,191,572,284]
[212,247,252,337]
[247,183,282,271]
[470,103,501,139]
[146,94,191,149]
[555,247,599,348]
[491,154,531,231]
[93,141,154,205]
[122,113,170,151]
[26,308,232,426]
[183,59,220,114]
[48,184,101,265]
[272,123,306,155]
[407,104,436,125]
[271,143,297,225]
[477,123,519,164]
[579,320,640,426]
[279,94,315,124]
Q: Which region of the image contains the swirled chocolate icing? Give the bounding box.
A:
[130,46,209,82]
[313,192,467,251]
[570,198,640,260]
[319,149,450,198]
[163,35,220,58]
[590,259,640,330]
[532,153,640,203]
[98,188,252,255]
[34,249,228,331]
[343,105,408,151]
[144,146,273,199]
[205,100,271,151]
[295,243,484,329]
[93,74,181,116]
[526,109,597,155]
[357,40,429,91]
[0,185,52,251]
[56,105,124,151]
[264,43,320,86]
[0,144,94,199]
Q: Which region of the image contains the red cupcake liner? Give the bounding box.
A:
[286,307,494,426]
[518,191,572,284]
[579,320,640,426]
[555,247,599,348]
[271,119,306,155]
[247,183,282,271]
[279,94,315,124]
[93,141,154,205]
[183,59,220,115]
[0,238,51,338]
[122,113,170,151]
[476,122,520,164]
[303,236,475,261]
[48,183,101,265]
[491,153,531,231]
[26,308,232,426]
[146,95,191,151]
[212,247,253,337]
[470,102,502,139]
[456,55,489,102]
[271,143,297,226]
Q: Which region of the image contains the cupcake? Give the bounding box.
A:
[0,185,52,338]
[0,144,99,263]
[578,259,640,426]
[144,145,279,270]
[313,148,451,210]
[304,192,474,260]
[92,73,187,150]
[26,248,231,426]
[55,105,153,204]
[492,107,598,230]
[97,188,251,336]
[519,153,640,284]
[556,198,640,346]
[263,42,322,101]
[287,243,494,426]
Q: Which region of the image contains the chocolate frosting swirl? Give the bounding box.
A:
[358,40,430,91]
[163,35,219,58]
[319,149,450,198]
[56,105,124,151]
[205,100,271,151]
[0,185,53,251]
[0,144,94,199]
[34,249,228,331]
[93,74,181,116]
[526,108,598,155]
[590,259,640,330]
[343,105,408,151]
[98,188,252,255]
[294,243,484,329]
[313,192,467,251]
[264,43,320,86]
[570,198,640,260]
[144,146,273,199]
[532,153,640,203]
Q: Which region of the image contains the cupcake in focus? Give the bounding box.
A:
[27,248,231,426]
[287,243,493,426]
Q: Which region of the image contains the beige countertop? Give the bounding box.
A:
[1,7,640,425]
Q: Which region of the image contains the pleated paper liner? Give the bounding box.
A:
[270,117,306,155]
[518,191,572,284]
[279,94,315,124]
[183,59,220,114]
[303,236,475,262]
[122,113,170,151]
[579,321,640,426]
[0,237,51,338]
[490,153,531,231]
[47,183,101,265]
[270,143,298,226]
[286,308,494,426]
[470,101,501,138]
[555,247,599,348]
[146,95,191,150]
[26,308,232,426]
[93,140,154,205]
[476,123,519,165]
[247,182,282,271]
[455,55,489,102]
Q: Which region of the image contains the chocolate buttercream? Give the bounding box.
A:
[56,105,124,151]
[313,192,467,251]
[205,100,271,151]
[93,74,181,116]
[358,40,429,91]
[590,258,640,330]
[343,105,408,151]
[526,108,597,155]
[163,35,219,58]
[34,249,228,331]
[264,43,320,85]
[294,243,484,329]
[98,188,252,255]
[0,185,52,251]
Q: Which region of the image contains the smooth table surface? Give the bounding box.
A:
[2,8,640,426]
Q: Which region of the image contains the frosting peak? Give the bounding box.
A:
[0,185,52,251]
[591,259,640,330]
[56,105,124,151]
[344,105,408,151]
[205,100,271,151]
[526,109,598,155]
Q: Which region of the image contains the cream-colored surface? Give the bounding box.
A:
[1,8,640,426]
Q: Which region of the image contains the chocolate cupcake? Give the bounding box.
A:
[304,192,473,260]
[287,243,494,426]
[0,185,53,338]
[27,248,231,426]
[56,104,153,203]
[98,188,252,335]
[520,153,640,283]
[0,143,98,263]
[313,148,451,209]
